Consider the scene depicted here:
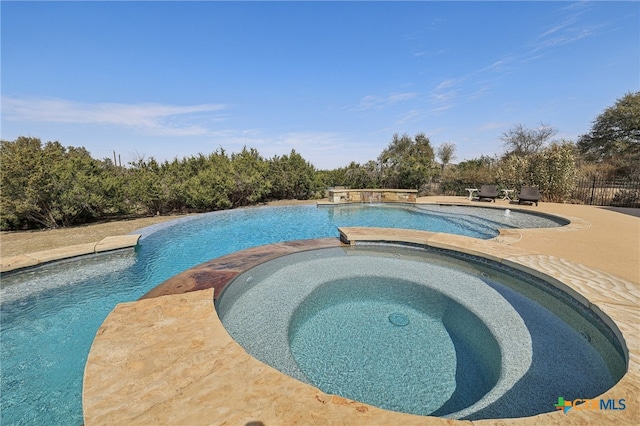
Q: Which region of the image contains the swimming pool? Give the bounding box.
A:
[216,244,626,419]
[0,204,567,425]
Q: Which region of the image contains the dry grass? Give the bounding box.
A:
[0,215,180,257]
[0,199,321,258]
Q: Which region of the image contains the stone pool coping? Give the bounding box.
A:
[82,201,639,425]
[0,234,141,273]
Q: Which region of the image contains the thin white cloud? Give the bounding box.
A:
[528,2,599,55]
[351,92,417,112]
[539,24,564,39]
[467,85,492,101]
[429,79,460,111]
[429,104,455,113]
[435,79,457,90]
[431,89,458,103]
[228,130,372,169]
[0,95,373,168]
[353,95,385,111]
[272,131,348,151]
[395,109,427,125]
[413,48,446,58]
[478,58,516,74]
[531,26,596,53]
[418,2,604,119]
[1,96,228,136]
[478,122,508,131]
[388,92,418,104]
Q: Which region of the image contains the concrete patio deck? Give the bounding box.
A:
[79,197,639,425]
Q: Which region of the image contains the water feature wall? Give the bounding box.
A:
[325,188,417,203]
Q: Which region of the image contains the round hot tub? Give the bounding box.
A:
[287,275,510,417]
[215,244,626,420]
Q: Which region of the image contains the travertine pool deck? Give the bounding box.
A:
[80,198,639,425]
[0,234,142,273]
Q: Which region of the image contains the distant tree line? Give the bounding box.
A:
[437,91,639,202]
[1,92,637,230]
[0,141,322,230]
[0,131,440,230]
[324,92,639,203]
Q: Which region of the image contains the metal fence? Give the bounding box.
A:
[571,177,640,208]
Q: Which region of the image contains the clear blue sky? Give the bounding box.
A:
[2,1,638,169]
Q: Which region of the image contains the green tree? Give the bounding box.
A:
[495,142,577,202]
[229,147,271,207]
[577,91,640,177]
[183,152,233,210]
[268,149,319,200]
[316,168,348,189]
[342,161,380,189]
[378,133,436,189]
[528,141,578,202]
[158,157,191,211]
[495,155,530,191]
[0,137,110,229]
[97,157,130,216]
[436,142,457,171]
[126,157,170,216]
[1,137,44,229]
[441,156,496,195]
[47,144,108,225]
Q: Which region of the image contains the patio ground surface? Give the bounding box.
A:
[4,196,639,425]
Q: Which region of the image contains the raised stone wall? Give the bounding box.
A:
[326,188,417,204]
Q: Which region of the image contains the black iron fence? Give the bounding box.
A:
[571,177,640,208]
[422,177,640,207]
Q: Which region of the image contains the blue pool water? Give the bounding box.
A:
[288,277,466,415]
[0,204,566,425]
[292,296,459,415]
[217,245,626,419]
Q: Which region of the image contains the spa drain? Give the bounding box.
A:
[388,312,410,327]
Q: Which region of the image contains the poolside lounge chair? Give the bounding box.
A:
[477,185,499,202]
[517,186,541,206]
